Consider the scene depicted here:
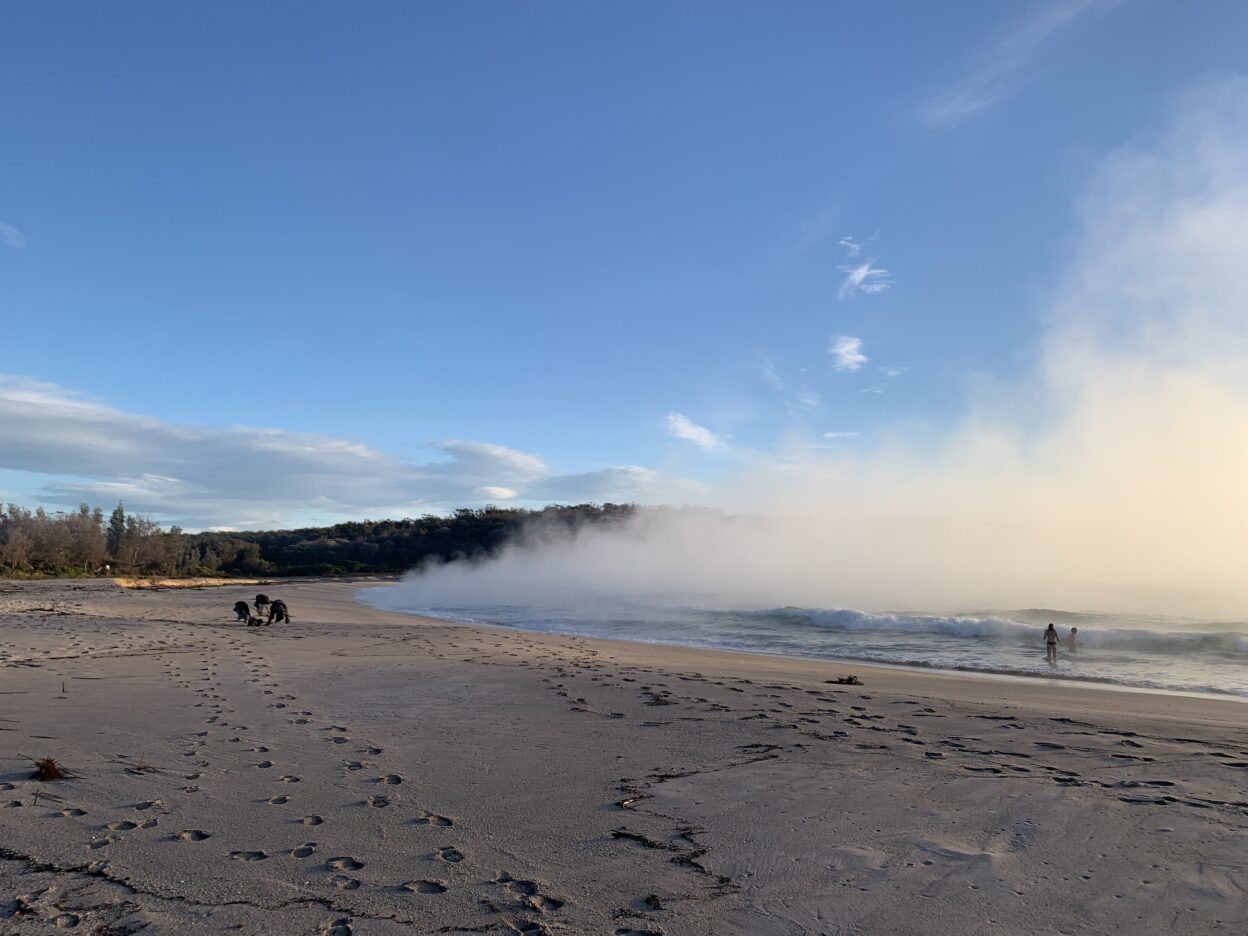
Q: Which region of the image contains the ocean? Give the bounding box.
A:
[360,590,1248,699]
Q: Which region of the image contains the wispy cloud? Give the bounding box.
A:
[0,221,26,248]
[0,374,692,527]
[822,431,860,440]
[829,336,868,371]
[879,366,907,379]
[838,236,861,257]
[760,358,784,391]
[666,411,724,452]
[920,0,1115,128]
[793,389,821,409]
[761,359,822,416]
[838,260,892,299]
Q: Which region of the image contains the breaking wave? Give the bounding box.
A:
[754,608,1248,657]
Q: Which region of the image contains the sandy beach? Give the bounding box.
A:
[2,579,1246,935]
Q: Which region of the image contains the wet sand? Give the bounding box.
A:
[1,579,1245,935]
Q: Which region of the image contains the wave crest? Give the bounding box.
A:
[751,607,1248,656]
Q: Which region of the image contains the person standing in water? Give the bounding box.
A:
[1044,623,1062,663]
[1069,627,1078,653]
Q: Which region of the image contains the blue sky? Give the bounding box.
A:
[3,0,1247,529]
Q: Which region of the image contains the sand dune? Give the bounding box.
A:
[1,579,1245,934]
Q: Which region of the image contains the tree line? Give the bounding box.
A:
[0,501,637,578]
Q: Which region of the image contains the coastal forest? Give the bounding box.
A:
[0,502,636,578]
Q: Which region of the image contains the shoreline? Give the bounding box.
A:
[3,578,1245,934]
[362,588,1248,707]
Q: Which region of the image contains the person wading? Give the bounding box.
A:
[1044,623,1062,664]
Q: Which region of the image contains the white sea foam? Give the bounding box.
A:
[757,607,1248,655]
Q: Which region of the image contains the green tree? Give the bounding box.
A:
[106,502,127,559]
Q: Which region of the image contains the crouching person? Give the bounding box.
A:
[267,599,290,626]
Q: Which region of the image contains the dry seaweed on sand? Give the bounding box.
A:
[21,754,77,780]
[828,675,863,685]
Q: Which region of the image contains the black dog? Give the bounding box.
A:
[254,593,271,616]
[233,600,251,622]
[267,599,290,626]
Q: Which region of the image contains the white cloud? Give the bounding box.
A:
[879,366,907,379]
[0,374,690,527]
[822,431,860,439]
[838,236,861,257]
[665,412,723,452]
[438,440,546,483]
[478,486,519,500]
[838,260,892,299]
[0,221,25,248]
[829,336,868,371]
[920,0,1116,128]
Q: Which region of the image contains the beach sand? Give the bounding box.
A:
[1,579,1245,935]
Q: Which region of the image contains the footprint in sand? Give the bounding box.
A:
[229,850,269,861]
[326,855,364,873]
[291,843,317,858]
[279,775,302,783]
[435,846,465,863]
[256,760,274,769]
[332,876,361,891]
[344,761,365,772]
[405,880,448,894]
[414,811,454,827]
[107,820,138,832]
[378,774,402,785]
[268,795,290,805]
[301,815,324,826]
[59,808,87,817]
[367,795,390,809]
[322,919,353,936]
[177,830,210,842]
